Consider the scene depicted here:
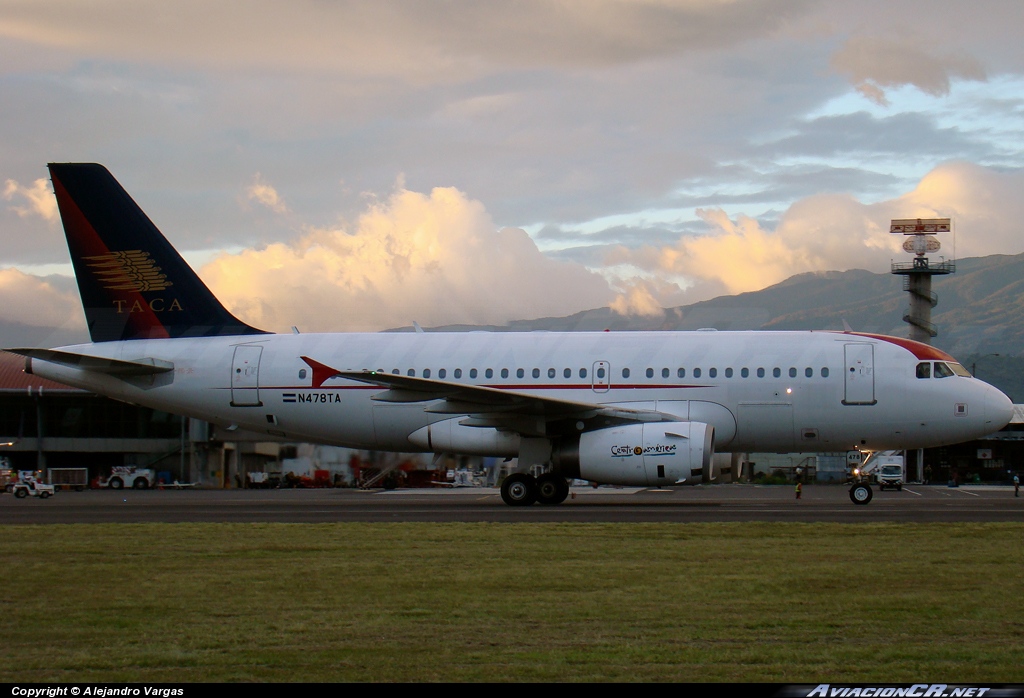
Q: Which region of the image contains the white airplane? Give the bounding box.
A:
[8,164,1015,506]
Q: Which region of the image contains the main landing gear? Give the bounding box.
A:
[500,472,570,506]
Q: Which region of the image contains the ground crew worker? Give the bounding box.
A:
[795,481,802,500]
[1015,473,1020,498]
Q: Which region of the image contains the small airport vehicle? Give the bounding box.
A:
[877,463,904,491]
[100,466,156,490]
[12,476,56,499]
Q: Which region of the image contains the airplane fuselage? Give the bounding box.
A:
[28,329,1011,458]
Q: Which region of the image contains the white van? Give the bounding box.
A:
[877,464,904,491]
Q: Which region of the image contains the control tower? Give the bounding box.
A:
[890,218,955,345]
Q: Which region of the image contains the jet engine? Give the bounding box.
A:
[552,421,714,486]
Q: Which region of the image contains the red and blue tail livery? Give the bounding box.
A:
[48,163,267,342]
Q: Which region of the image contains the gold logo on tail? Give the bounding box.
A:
[84,250,173,292]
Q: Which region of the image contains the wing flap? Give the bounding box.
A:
[331,367,678,435]
[8,348,174,376]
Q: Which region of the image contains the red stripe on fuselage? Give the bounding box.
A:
[834,332,956,361]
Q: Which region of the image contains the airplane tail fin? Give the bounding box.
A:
[48,163,268,342]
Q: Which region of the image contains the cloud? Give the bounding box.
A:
[0,1,803,80]
[609,277,685,317]
[3,178,57,222]
[607,162,1024,307]
[200,184,615,332]
[0,268,83,328]
[831,36,986,105]
[246,174,289,214]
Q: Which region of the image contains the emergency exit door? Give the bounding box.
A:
[592,361,610,393]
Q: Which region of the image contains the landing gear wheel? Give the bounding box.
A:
[535,473,570,505]
[850,483,873,505]
[501,473,537,506]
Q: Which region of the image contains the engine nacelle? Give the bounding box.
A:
[553,421,714,487]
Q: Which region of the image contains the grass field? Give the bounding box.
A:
[2,522,1022,682]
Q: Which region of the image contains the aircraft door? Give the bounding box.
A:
[843,343,875,405]
[231,344,263,407]
[592,361,610,393]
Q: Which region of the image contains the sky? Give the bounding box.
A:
[2,0,1024,341]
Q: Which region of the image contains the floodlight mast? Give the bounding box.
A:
[890,218,955,345]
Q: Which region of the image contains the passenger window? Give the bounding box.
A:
[677,368,685,378]
[548,368,556,379]
[741,368,749,378]
[662,368,670,378]
[805,367,813,378]
[693,368,702,378]
[789,367,797,378]
[516,368,523,378]
[646,368,654,378]
[916,362,931,379]
[299,369,307,379]
[485,368,494,379]
[454,368,462,379]
[622,368,630,378]
[564,368,572,379]
[821,367,829,378]
[773,368,781,378]
[532,368,540,379]
[501,368,510,379]
[438,369,446,379]
[423,369,431,378]
[725,368,733,378]
[392,369,400,375]
[580,368,587,378]
[709,368,717,378]
[470,368,478,379]
[757,368,765,378]
[407,369,416,377]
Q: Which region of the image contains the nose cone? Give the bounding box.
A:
[985,385,1015,432]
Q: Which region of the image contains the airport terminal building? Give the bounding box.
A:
[0,351,280,487]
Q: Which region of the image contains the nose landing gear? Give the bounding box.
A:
[849,482,873,505]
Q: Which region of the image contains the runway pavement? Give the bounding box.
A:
[2,482,1021,523]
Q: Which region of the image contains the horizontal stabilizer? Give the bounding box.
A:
[8,348,174,376]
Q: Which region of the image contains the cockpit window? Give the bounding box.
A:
[948,362,972,377]
[916,362,931,379]
[933,362,954,378]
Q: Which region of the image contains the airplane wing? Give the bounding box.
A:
[7,348,174,376]
[303,357,673,437]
